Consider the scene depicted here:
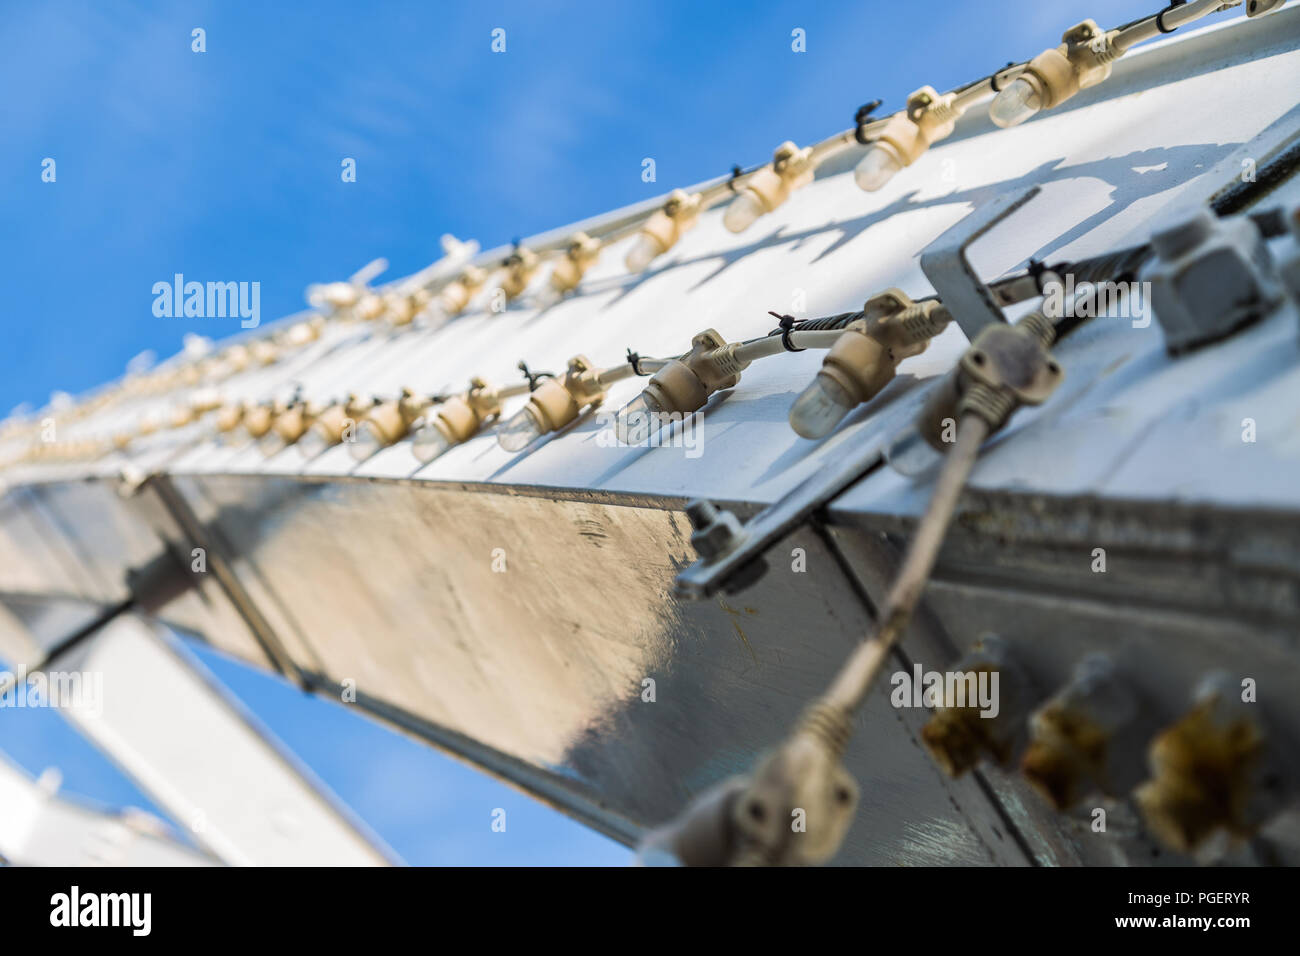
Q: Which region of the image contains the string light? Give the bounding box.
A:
[625,190,702,273]
[305,258,388,315]
[280,317,324,347]
[260,399,317,456]
[855,87,963,192]
[4,2,1264,454]
[990,19,1119,128]
[436,265,489,318]
[613,326,844,444]
[238,402,276,442]
[348,388,434,462]
[298,394,376,459]
[249,340,279,366]
[354,293,389,322]
[988,2,1257,131]
[383,288,434,328]
[789,292,951,438]
[538,233,602,306]
[723,141,815,234]
[499,247,541,303]
[411,377,531,463]
[497,355,623,452]
[214,401,246,436]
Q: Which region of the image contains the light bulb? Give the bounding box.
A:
[625,234,663,274]
[614,392,667,445]
[535,280,565,310]
[989,77,1043,128]
[412,422,454,463]
[497,407,544,452]
[298,423,331,460]
[884,425,943,478]
[854,144,903,192]
[258,430,286,456]
[723,190,765,234]
[789,374,857,439]
[348,420,385,462]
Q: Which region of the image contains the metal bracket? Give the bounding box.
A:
[920,186,1041,341]
[672,435,891,600]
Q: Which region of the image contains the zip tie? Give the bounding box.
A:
[768,312,806,352]
[853,99,884,145]
[990,61,1016,92]
[626,348,649,376]
[727,165,744,193]
[1157,0,1187,33]
[517,360,555,391]
[1026,257,1051,293]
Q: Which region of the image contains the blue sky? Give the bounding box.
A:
[1,0,1157,863]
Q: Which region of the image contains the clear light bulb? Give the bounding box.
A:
[789,374,856,439]
[497,407,544,452]
[421,302,450,330]
[348,420,385,462]
[989,77,1043,128]
[723,190,765,234]
[884,425,944,478]
[258,430,285,457]
[412,422,454,463]
[614,392,667,445]
[535,281,565,310]
[854,144,903,192]
[298,423,331,460]
[624,234,662,274]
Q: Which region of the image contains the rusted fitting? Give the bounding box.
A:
[1135,672,1294,854]
[921,635,1035,777]
[1020,654,1143,810]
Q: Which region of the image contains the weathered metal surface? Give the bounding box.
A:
[166,474,1045,864]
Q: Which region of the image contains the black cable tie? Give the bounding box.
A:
[990,61,1015,93]
[1156,0,1186,33]
[1026,257,1048,291]
[853,99,884,145]
[517,360,555,391]
[626,348,649,376]
[769,312,805,352]
[727,165,744,193]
